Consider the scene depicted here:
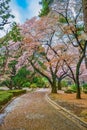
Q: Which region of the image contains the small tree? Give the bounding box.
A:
[12,66,30,89]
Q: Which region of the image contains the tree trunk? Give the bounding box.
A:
[76,67,81,99]
[51,85,57,93]
[58,79,61,90]
[76,55,85,99]
[76,80,81,99]
[51,75,57,93]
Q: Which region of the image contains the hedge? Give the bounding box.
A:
[8,90,26,96]
[0,90,26,109]
[0,92,13,106]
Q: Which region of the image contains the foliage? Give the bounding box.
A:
[1,67,30,89]
[22,82,31,88]
[70,84,77,92]
[1,79,12,89]
[83,90,87,94]
[64,84,78,93]
[0,0,14,30]
[82,83,87,90]
[8,60,17,77]
[8,89,26,96]
[0,92,13,105]
[61,80,68,88]
[39,0,50,17]
[9,22,22,42]
[12,67,30,88]
[64,89,73,94]
[30,83,37,88]
[0,90,26,108]
[8,60,18,68]
[32,77,48,88]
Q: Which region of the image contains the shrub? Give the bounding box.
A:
[0,90,26,110]
[30,83,37,88]
[64,89,73,94]
[1,80,12,89]
[12,67,31,89]
[70,84,77,91]
[82,83,87,90]
[8,90,26,96]
[32,77,48,88]
[0,92,13,105]
[22,82,30,88]
[61,80,68,88]
[83,90,87,94]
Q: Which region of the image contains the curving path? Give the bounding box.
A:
[0,89,86,130]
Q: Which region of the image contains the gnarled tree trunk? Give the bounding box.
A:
[51,84,57,93]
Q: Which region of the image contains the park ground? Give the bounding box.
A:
[49,91,87,122]
[0,89,87,130]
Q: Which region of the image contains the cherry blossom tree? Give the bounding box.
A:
[51,0,87,98]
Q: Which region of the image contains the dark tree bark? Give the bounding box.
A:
[76,41,87,99]
[58,79,62,90]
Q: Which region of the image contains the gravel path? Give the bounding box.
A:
[0,90,86,130]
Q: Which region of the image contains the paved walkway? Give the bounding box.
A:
[0,90,86,130]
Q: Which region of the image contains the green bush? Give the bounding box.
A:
[0,90,26,109]
[70,84,76,90]
[30,83,37,88]
[61,80,68,88]
[69,84,77,92]
[83,90,87,94]
[1,80,12,89]
[22,82,30,88]
[32,77,48,88]
[0,92,13,105]
[0,91,7,94]
[12,67,31,89]
[8,90,26,96]
[64,89,73,94]
[82,83,87,90]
